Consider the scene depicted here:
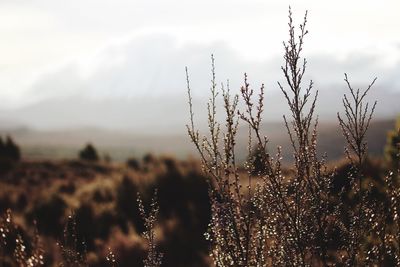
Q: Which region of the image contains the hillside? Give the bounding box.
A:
[0,119,394,163]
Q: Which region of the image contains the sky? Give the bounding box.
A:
[0,0,399,129]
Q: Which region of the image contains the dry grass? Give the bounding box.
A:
[0,156,211,266]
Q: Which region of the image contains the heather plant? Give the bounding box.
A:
[0,190,163,267]
[383,161,400,265]
[58,213,88,267]
[0,7,399,267]
[187,54,267,266]
[137,190,163,267]
[0,210,44,267]
[364,122,400,265]
[106,247,117,267]
[336,74,378,265]
[186,8,331,266]
[186,7,399,267]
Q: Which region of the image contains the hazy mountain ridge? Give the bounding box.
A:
[0,119,394,163]
[0,84,398,133]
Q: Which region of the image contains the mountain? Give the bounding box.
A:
[0,84,398,134]
[0,119,395,163]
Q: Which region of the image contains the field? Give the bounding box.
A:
[0,156,212,266]
[1,4,400,267]
[0,145,397,266]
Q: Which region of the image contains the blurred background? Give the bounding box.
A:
[0,0,399,266]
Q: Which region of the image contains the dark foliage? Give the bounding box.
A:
[126,157,140,170]
[0,136,21,174]
[79,143,99,162]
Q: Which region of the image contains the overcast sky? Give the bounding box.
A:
[0,0,399,111]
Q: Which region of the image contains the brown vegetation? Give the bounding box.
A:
[186,7,399,266]
[0,156,211,266]
[0,7,399,267]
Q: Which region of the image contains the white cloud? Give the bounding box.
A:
[0,32,397,131]
[14,33,400,105]
[0,0,399,111]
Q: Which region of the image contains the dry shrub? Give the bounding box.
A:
[137,190,163,267]
[186,7,399,266]
[0,210,45,267]
[27,194,67,237]
[1,7,399,267]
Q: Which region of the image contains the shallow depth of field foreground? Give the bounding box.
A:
[1,3,400,267]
